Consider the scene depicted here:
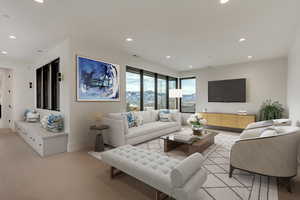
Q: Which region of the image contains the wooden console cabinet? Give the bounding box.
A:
[201,112,256,130]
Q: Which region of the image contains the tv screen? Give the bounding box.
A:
[208,78,246,102]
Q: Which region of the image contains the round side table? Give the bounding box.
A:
[90,125,109,152]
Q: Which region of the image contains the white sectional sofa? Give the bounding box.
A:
[102,110,181,147]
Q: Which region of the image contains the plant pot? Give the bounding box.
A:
[192,126,203,136]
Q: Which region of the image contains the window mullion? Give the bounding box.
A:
[140,70,144,111]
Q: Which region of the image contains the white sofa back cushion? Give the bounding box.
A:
[107,113,124,120]
[170,153,205,188]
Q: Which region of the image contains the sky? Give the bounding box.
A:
[126,72,196,95]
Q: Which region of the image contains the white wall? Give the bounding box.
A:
[68,39,179,151]
[0,59,33,129]
[0,68,13,128]
[287,27,300,126]
[180,58,288,119]
[32,39,72,135]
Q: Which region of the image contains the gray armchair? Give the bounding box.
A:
[230,126,300,192]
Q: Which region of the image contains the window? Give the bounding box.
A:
[126,68,141,111]
[36,58,60,111]
[180,77,196,113]
[168,77,178,109]
[157,75,167,109]
[143,72,155,110]
[126,66,178,111]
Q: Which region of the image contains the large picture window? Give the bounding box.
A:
[36,58,60,111]
[168,77,178,109]
[180,77,196,113]
[143,72,155,111]
[126,66,178,111]
[126,68,141,111]
[157,75,167,109]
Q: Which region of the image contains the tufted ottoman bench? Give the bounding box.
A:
[101,145,207,200]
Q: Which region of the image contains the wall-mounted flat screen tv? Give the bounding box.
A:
[208,78,246,102]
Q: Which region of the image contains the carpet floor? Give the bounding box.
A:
[0,129,299,200]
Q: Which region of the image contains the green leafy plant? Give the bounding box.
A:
[259,99,284,121]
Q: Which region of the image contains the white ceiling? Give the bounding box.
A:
[0,0,299,71]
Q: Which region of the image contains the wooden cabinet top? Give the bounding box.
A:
[200,112,256,117]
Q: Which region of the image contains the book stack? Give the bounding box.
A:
[173,133,196,142]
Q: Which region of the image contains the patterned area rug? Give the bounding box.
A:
[89,133,278,200]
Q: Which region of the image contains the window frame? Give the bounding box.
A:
[180,77,196,113]
[126,66,178,111]
[36,58,60,111]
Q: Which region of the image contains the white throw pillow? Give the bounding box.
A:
[260,129,278,138]
[133,112,143,126]
[245,120,273,130]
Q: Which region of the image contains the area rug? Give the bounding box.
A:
[89,133,278,200]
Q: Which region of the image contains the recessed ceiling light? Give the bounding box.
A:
[126,38,133,42]
[220,0,229,4]
[34,0,44,3]
[248,56,253,59]
[239,38,246,42]
[166,56,171,59]
[1,51,8,55]
[9,35,16,39]
[189,65,193,68]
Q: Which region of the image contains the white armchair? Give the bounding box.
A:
[230,125,300,192]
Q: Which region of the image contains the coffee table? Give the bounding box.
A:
[160,129,218,156]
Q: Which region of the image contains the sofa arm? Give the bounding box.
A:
[231,132,300,177]
[173,169,207,200]
[102,117,127,147]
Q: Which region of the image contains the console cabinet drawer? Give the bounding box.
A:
[201,113,255,129]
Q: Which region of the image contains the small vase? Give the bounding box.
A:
[192,126,203,136]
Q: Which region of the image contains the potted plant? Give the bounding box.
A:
[259,99,284,121]
[187,113,207,136]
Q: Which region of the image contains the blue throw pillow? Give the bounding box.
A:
[159,110,172,122]
[123,112,137,128]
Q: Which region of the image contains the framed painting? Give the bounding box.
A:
[76,56,120,101]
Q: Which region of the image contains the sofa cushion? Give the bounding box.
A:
[170,153,205,188]
[101,145,181,195]
[245,120,273,130]
[127,121,178,139]
[140,111,154,124]
[133,112,144,126]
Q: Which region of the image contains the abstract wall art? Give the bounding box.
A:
[76,56,120,101]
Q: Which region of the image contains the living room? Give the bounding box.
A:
[0,0,300,200]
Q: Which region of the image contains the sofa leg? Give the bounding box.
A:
[110,167,115,179]
[229,165,234,178]
[110,167,123,179]
[155,190,169,200]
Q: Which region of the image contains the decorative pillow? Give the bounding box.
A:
[123,112,137,128]
[260,129,278,137]
[133,112,143,126]
[159,110,172,122]
[160,113,172,122]
[273,119,292,126]
[245,120,273,130]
